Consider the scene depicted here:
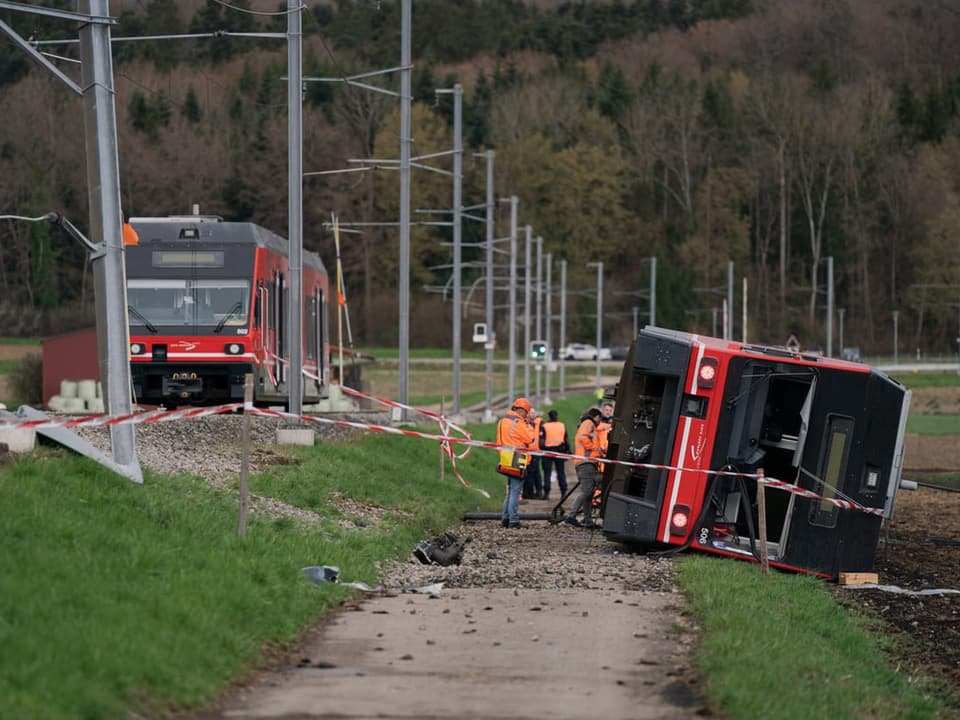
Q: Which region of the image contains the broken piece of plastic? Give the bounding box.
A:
[302,565,340,584]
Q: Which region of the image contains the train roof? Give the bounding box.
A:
[129,216,326,272]
[640,325,871,373]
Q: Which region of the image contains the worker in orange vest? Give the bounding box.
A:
[593,401,614,508]
[563,407,603,528]
[497,397,538,529]
[540,409,570,500]
[523,409,545,500]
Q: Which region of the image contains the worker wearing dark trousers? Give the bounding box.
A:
[497,397,538,528]
[540,409,570,500]
[564,408,603,528]
[523,409,545,499]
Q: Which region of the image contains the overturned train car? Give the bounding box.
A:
[599,327,911,578]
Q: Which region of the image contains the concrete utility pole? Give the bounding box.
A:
[559,259,567,398]
[0,0,142,481]
[535,235,543,405]
[826,255,834,357]
[435,84,464,415]
[483,150,495,422]
[287,0,303,417]
[588,261,604,391]
[726,260,734,340]
[649,256,657,327]
[398,0,412,419]
[507,196,518,403]
[523,225,532,397]
[544,252,553,405]
[79,0,141,481]
[893,310,899,365]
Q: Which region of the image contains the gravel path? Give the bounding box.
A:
[199,514,702,720]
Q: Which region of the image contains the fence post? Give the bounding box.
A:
[756,468,768,573]
[238,373,253,538]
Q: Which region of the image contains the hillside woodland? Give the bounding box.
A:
[2,0,960,356]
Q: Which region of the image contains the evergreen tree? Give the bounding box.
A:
[182,85,202,124]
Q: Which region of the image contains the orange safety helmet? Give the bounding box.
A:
[512,397,532,413]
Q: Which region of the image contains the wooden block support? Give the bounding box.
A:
[838,572,879,586]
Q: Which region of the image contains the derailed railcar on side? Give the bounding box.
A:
[124,215,330,408]
[599,327,911,578]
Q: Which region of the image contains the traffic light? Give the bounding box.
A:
[529,340,548,360]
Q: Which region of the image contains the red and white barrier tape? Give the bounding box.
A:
[300,369,476,494]
[0,404,886,517]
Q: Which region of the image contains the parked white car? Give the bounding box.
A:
[559,343,612,361]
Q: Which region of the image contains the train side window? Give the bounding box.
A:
[809,415,854,529]
[254,283,263,329]
[305,296,317,360]
[316,288,324,383]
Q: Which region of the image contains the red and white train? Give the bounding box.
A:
[124,214,329,407]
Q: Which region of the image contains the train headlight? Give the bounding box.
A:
[697,357,718,388]
[130,342,146,355]
[670,505,691,535]
[225,343,243,355]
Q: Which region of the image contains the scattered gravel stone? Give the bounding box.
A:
[381,518,676,594]
[73,412,394,527]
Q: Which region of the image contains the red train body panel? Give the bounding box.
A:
[600,327,911,578]
[125,215,329,407]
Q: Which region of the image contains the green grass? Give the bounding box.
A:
[0,359,19,374]
[355,346,487,360]
[0,440,503,719]
[0,337,40,345]
[906,414,960,435]
[908,473,960,489]
[1,390,949,719]
[892,371,960,389]
[675,556,944,720]
[361,356,608,407]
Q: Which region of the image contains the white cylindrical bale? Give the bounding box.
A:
[62,397,86,413]
[77,380,98,401]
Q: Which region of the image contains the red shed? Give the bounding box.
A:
[42,327,99,408]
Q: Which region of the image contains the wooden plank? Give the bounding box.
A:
[838,572,879,586]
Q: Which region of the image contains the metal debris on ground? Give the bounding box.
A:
[413,532,471,566]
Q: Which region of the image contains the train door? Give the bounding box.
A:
[304,289,319,396]
[714,361,819,560]
[315,287,324,384]
[273,271,285,386]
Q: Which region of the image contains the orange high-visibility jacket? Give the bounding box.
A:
[543,420,568,450]
[574,417,601,466]
[531,416,544,449]
[596,419,612,472]
[496,409,537,450]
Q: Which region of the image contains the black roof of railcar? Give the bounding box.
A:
[129,216,326,273]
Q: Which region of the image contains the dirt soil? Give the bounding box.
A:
[831,434,960,711]
[0,344,40,361]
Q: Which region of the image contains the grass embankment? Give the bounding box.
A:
[0,384,952,718]
[0,427,505,719]
[675,557,942,719]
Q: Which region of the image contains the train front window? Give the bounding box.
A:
[128,278,250,331]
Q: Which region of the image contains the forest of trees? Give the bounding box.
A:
[2,0,960,357]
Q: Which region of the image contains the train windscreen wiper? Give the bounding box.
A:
[128,305,158,334]
[213,302,243,334]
